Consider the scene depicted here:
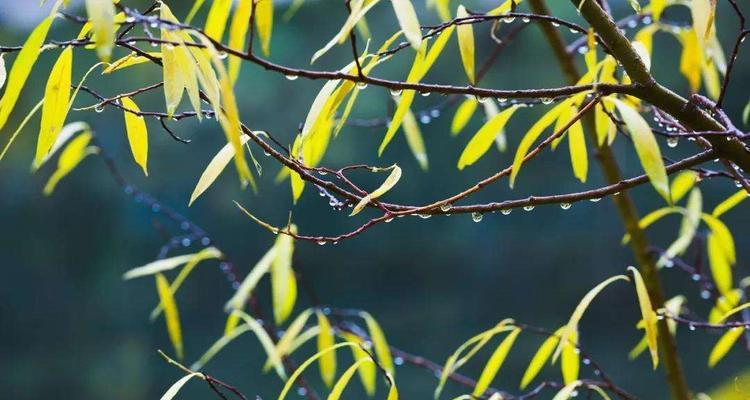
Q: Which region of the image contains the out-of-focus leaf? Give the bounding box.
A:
[204,0,233,41]
[329,358,376,400]
[228,0,253,84]
[390,0,421,49]
[43,131,96,195]
[713,190,748,218]
[451,98,478,136]
[628,266,658,369]
[339,332,377,396]
[156,273,183,359]
[458,105,518,170]
[402,108,429,170]
[455,5,475,84]
[316,310,337,387]
[256,0,274,56]
[271,225,297,324]
[123,248,221,280]
[85,0,116,61]
[278,342,359,400]
[264,309,313,371]
[224,246,275,312]
[189,135,252,205]
[561,329,579,384]
[708,327,744,368]
[360,311,395,375]
[160,373,201,400]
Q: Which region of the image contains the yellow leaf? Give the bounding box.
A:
[310,0,378,63]
[272,225,297,324]
[256,0,274,56]
[455,5,475,84]
[607,98,670,203]
[568,118,587,182]
[717,303,750,324]
[160,5,201,118]
[650,0,666,21]
[351,165,402,216]
[35,47,73,168]
[690,0,714,41]
[708,233,733,296]
[150,247,223,320]
[360,311,395,375]
[679,29,703,93]
[709,290,741,324]
[43,131,96,195]
[189,135,252,206]
[160,373,202,400]
[520,327,562,389]
[0,14,55,132]
[712,190,748,218]
[708,328,744,368]
[386,373,399,400]
[84,0,116,62]
[102,52,159,74]
[451,98,478,135]
[224,246,275,311]
[472,328,521,397]
[317,310,337,387]
[389,0,421,49]
[510,101,568,187]
[264,309,313,371]
[278,342,359,400]
[156,273,183,360]
[204,0,233,42]
[329,358,376,400]
[552,380,582,400]
[402,108,428,170]
[123,248,222,279]
[120,96,149,175]
[670,171,699,203]
[627,266,658,369]
[458,105,518,169]
[228,0,253,84]
[561,329,579,384]
[487,0,523,15]
[701,213,736,264]
[185,0,207,24]
[339,332,377,396]
[379,26,454,154]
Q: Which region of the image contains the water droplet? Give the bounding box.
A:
[504,16,516,23]
[430,109,440,118]
[390,88,402,97]
[560,202,571,210]
[570,28,578,34]
[127,40,137,46]
[181,238,192,247]
[475,96,489,103]
[420,91,431,97]
[417,214,431,219]
[501,208,511,215]
[589,197,601,202]
[394,356,404,366]
[356,82,368,90]
[317,240,327,246]
[541,97,553,105]
[523,205,535,211]
[285,74,299,81]
[735,180,742,188]
[94,105,105,113]
[552,22,560,27]
[689,324,696,331]
[667,137,679,148]
[419,115,431,124]
[385,217,394,223]
[440,203,452,212]
[700,290,711,299]
[217,51,228,60]
[577,46,588,55]
[498,98,508,104]
[125,16,136,23]
[164,43,176,50]
[471,212,483,222]
[522,17,531,23]
[201,237,211,246]
[297,387,307,396]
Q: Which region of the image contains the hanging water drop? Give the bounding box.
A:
[589,197,601,202]
[94,104,105,113]
[356,82,368,90]
[522,17,531,23]
[500,208,511,215]
[218,51,228,60]
[523,205,535,211]
[541,97,553,105]
[475,96,489,103]
[440,203,452,212]
[390,88,402,97]
[471,212,483,222]
[420,91,431,97]
[560,202,571,210]
[317,240,327,246]
[285,74,299,81]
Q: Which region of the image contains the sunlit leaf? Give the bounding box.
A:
[224,246,275,312]
[568,117,587,182]
[310,0,379,63]
[271,225,297,324]
[160,373,202,400]
[339,332,377,396]
[458,105,518,169]
[712,190,748,218]
[204,0,233,42]
[264,308,313,371]
[278,342,359,400]
[85,0,116,62]
[509,101,568,187]
[472,328,521,397]
[360,311,395,375]
[561,329,579,384]
[156,273,183,360]
[35,47,73,168]
[455,5,475,84]
[316,310,337,387]
[402,108,429,170]
[256,0,274,56]
[708,328,744,368]
[329,358,376,400]
[120,96,149,175]
[451,98,478,136]
[351,165,402,216]
[228,0,253,84]
[627,266,658,369]
[43,131,97,195]
[102,52,160,74]
[551,380,582,400]
[520,327,562,389]
[123,247,221,280]
[390,0,421,49]
[607,98,670,203]
[670,171,699,204]
[189,135,252,205]
[192,323,253,370]
[0,12,56,131]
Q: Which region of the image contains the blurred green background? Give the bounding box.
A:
[1,0,749,399]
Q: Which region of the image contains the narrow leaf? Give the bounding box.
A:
[351,165,402,216]
[121,96,149,175]
[156,273,183,360]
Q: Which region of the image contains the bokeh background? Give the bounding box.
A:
[1,0,749,399]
